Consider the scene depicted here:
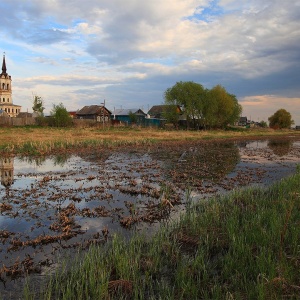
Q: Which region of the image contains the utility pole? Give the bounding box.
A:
[101,99,106,129]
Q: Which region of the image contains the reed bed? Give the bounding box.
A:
[0,126,299,155]
[23,171,300,300]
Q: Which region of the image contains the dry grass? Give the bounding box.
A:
[1,126,299,157]
[0,126,298,147]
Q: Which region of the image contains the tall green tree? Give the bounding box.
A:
[206,85,242,128]
[164,81,241,129]
[268,109,294,129]
[50,103,72,127]
[164,81,206,129]
[32,95,45,116]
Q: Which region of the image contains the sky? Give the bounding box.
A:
[1,0,299,125]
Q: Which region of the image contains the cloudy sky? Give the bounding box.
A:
[1,0,299,124]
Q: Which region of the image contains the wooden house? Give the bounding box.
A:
[76,105,111,123]
[148,105,182,119]
[238,117,248,126]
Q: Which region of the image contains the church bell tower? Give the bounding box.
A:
[0,53,21,117]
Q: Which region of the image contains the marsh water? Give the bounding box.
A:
[0,136,300,297]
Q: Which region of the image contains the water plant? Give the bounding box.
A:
[23,172,300,299]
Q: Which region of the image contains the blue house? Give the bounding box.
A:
[112,108,147,125]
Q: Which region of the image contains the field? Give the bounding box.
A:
[1,126,299,155]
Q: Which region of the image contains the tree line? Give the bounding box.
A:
[164,81,294,129]
[31,83,294,129]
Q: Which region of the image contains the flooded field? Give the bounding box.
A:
[0,136,300,295]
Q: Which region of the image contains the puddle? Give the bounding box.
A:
[0,137,300,296]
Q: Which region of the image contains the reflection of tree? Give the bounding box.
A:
[0,156,14,188]
[18,154,72,167]
[151,141,240,189]
[268,139,292,157]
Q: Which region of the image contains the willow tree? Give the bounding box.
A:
[206,85,242,128]
[164,81,206,129]
[164,81,241,129]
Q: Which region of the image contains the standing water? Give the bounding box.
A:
[0,137,299,297]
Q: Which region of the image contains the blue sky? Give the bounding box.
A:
[1,0,299,124]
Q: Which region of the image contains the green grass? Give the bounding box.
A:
[23,171,300,300]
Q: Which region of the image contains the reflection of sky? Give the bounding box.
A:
[0,138,299,293]
[0,139,299,192]
[13,157,86,173]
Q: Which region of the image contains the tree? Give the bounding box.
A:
[128,111,138,124]
[162,105,181,128]
[268,109,294,129]
[32,95,45,116]
[205,85,242,128]
[259,120,268,128]
[50,103,72,127]
[164,81,206,129]
[164,81,242,129]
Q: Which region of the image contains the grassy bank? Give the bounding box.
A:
[1,126,299,155]
[24,171,300,299]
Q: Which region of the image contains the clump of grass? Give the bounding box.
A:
[23,173,300,299]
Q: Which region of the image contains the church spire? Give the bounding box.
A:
[2,53,7,75]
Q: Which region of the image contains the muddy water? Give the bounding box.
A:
[0,137,300,296]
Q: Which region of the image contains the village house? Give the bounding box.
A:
[76,105,112,123]
[68,111,77,119]
[238,116,248,126]
[112,108,147,125]
[0,54,21,117]
[148,105,182,119]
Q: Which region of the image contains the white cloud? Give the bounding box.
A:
[0,0,299,123]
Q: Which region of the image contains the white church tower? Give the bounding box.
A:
[0,54,21,117]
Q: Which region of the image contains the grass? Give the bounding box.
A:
[23,171,300,300]
[0,126,299,155]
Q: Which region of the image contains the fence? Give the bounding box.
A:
[0,117,166,128]
[0,116,36,126]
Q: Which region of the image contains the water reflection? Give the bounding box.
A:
[17,153,72,167]
[0,137,299,294]
[155,142,241,192]
[268,139,292,156]
[0,156,14,188]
